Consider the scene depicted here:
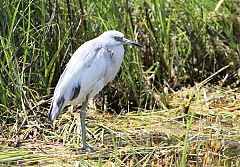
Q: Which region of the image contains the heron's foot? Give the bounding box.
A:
[77,145,95,152]
[71,145,95,153]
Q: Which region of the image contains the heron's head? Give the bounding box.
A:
[99,30,142,47]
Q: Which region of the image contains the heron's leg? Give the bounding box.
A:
[80,100,88,148]
[77,99,95,152]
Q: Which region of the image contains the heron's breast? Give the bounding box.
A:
[109,45,124,64]
[103,45,124,82]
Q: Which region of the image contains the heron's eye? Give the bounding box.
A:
[114,36,123,42]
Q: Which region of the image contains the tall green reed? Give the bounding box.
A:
[0,0,239,121]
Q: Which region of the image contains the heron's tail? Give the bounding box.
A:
[48,95,65,121]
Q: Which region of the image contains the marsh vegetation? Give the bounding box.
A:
[0,0,240,166]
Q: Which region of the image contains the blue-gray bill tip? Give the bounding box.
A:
[123,38,142,47]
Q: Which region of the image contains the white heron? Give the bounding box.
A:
[48,30,142,152]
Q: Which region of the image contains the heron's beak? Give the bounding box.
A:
[122,38,142,47]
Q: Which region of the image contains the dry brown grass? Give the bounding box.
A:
[1,85,239,166]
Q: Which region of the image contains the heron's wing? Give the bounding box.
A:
[48,42,110,120]
[55,43,102,90]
